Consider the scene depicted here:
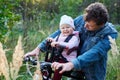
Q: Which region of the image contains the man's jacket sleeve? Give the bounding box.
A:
[72,33,118,70]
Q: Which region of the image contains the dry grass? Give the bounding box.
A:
[108,36,120,80]
[33,55,43,80]
[0,42,10,80]
[0,36,24,80]
[0,36,43,80]
[10,36,24,80]
[108,36,119,56]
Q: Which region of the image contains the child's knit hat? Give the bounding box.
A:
[59,15,75,29]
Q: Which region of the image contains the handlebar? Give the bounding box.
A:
[23,56,37,65]
[23,56,53,79]
[23,56,62,71]
[23,56,84,80]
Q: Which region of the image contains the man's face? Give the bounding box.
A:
[84,20,101,31]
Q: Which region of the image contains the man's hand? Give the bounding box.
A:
[51,62,74,74]
[24,47,40,58]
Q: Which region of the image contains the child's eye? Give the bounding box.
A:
[61,27,65,29]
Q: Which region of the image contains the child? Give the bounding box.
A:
[24,15,80,80]
[47,15,79,62]
[47,15,80,80]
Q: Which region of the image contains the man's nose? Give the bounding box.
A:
[85,22,89,27]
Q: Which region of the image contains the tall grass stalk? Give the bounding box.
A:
[0,42,10,80]
[10,36,24,80]
[108,36,120,80]
[0,36,24,80]
[33,55,43,80]
[108,36,119,56]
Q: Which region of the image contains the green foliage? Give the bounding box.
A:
[107,52,120,80]
[116,25,120,32]
[58,0,83,17]
[0,0,20,44]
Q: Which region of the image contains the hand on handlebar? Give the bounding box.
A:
[51,42,59,47]
[47,37,54,42]
[51,42,68,50]
[51,62,74,74]
[47,37,68,49]
[24,47,40,58]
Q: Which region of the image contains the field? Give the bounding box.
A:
[0,22,120,80]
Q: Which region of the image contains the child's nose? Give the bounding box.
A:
[64,28,67,31]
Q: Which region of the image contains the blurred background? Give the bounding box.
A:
[0,0,120,80]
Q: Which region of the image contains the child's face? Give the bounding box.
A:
[60,24,74,36]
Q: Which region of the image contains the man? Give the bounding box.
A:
[25,2,118,80]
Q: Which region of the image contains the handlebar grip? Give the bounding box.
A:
[23,56,31,62]
[57,66,63,72]
[23,56,37,65]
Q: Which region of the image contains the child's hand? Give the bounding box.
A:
[51,42,59,47]
[47,37,54,42]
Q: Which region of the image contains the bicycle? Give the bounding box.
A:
[24,41,85,80]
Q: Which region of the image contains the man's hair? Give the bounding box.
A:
[85,2,109,25]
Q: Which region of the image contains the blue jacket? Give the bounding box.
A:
[38,15,118,80]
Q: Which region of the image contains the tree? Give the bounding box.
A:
[0,0,20,44]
